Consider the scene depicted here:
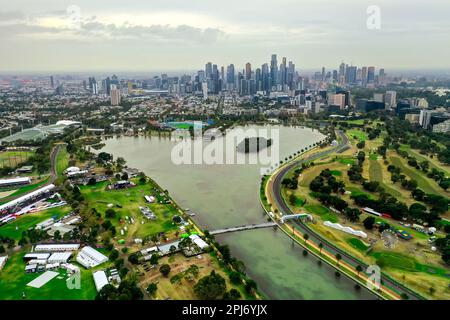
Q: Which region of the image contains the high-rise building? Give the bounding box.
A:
[270,54,278,87]
[333,94,346,110]
[202,82,208,100]
[226,64,235,87]
[205,62,212,79]
[367,67,376,84]
[50,76,54,88]
[110,84,121,106]
[245,63,252,80]
[361,67,368,86]
[384,91,397,108]
[89,77,98,95]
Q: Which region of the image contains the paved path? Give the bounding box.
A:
[267,131,424,300]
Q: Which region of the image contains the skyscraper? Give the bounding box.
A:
[226,64,235,87]
[205,62,212,79]
[110,84,121,106]
[245,63,252,80]
[367,67,376,84]
[270,54,278,87]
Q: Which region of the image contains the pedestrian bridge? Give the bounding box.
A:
[279,213,312,224]
[210,222,277,235]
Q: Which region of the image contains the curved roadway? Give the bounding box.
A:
[269,130,424,300]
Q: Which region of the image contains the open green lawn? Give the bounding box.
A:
[390,156,444,195]
[346,186,374,199]
[0,206,71,240]
[304,204,338,223]
[329,170,342,176]
[346,238,369,251]
[370,251,449,277]
[0,250,97,300]
[337,157,355,165]
[56,145,69,179]
[81,179,180,239]
[399,145,450,177]
[347,129,368,142]
[0,151,34,169]
[368,159,404,199]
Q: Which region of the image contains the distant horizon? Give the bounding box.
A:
[2,67,450,78]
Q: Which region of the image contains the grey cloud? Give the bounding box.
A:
[0,10,26,22]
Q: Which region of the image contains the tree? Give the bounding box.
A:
[193,271,227,300]
[149,253,160,265]
[53,230,61,241]
[105,208,116,219]
[244,279,257,293]
[356,265,363,276]
[303,233,309,244]
[318,243,324,255]
[128,252,139,265]
[363,216,376,230]
[87,177,96,185]
[109,249,119,261]
[335,253,342,266]
[159,264,171,277]
[147,283,158,296]
[223,288,241,300]
[228,271,242,285]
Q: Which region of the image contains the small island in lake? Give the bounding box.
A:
[237,137,273,153]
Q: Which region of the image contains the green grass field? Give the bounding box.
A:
[390,156,444,195]
[347,129,368,142]
[80,179,179,239]
[368,159,404,199]
[370,251,448,276]
[304,204,338,223]
[56,145,69,179]
[0,206,71,240]
[337,157,355,165]
[330,170,342,176]
[0,250,97,300]
[0,151,34,169]
[346,238,369,251]
[399,145,450,177]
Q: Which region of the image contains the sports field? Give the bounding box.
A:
[0,151,34,168]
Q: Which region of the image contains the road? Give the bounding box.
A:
[267,130,424,300]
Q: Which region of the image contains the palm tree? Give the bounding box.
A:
[335,253,342,266]
[318,242,323,255]
[356,265,363,277]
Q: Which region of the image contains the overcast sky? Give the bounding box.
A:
[0,0,449,72]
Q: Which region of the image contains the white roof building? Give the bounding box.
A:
[0,255,8,271]
[76,246,108,269]
[34,243,80,252]
[189,234,209,250]
[65,166,80,173]
[24,253,51,260]
[48,252,72,264]
[0,177,31,187]
[0,184,56,212]
[93,270,109,292]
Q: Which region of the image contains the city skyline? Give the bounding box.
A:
[1,0,450,71]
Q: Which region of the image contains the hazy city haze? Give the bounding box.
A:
[1,0,449,71]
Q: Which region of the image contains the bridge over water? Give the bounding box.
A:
[210,222,277,235]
